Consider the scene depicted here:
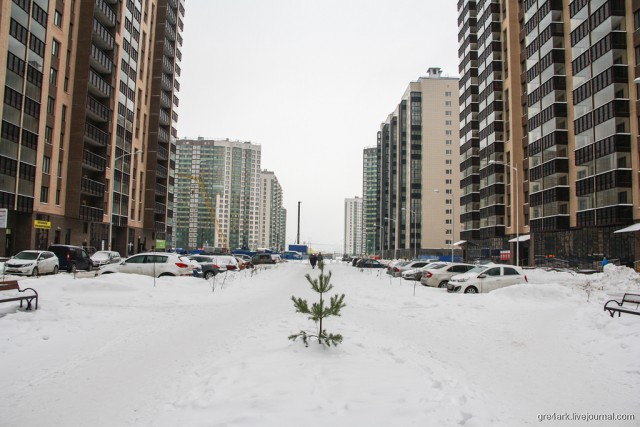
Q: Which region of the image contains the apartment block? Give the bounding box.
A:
[458,0,640,266]
[377,68,461,259]
[259,170,286,251]
[362,146,379,255]
[174,138,262,251]
[0,0,185,256]
[344,196,363,256]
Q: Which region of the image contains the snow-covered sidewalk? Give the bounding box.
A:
[0,262,638,426]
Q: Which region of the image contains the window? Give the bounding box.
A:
[44,126,52,144]
[503,267,520,275]
[54,10,62,26]
[445,91,452,97]
[43,155,51,174]
[52,39,60,57]
[47,96,55,114]
[49,67,58,86]
[40,186,49,203]
[61,105,67,122]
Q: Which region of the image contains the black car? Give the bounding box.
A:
[252,254,276,265]
[357,259,386,269]
[188,255,221,279]
[47,244,93,272]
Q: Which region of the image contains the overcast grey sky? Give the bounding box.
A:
[178,0,459,252]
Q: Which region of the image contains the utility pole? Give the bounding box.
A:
[296,201,301,244]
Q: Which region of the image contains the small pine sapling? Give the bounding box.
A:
[289,263,346,347]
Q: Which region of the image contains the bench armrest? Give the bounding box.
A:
[604,299,623,308]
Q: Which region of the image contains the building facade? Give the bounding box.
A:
[458,0,640,267]
[259,170,286,251]
[344,196,363,256]
[0,0,184,256]
[362,146,379,255]
[174,138,261,251]
[377,68,461,259]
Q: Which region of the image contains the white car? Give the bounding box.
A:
[420,263,476,288]
[401,262,447,281]
[97,252,193,277]
[90,251,122,267]
[389,260,433,277]
[447,264,528,293]
[4,250,59,276]
[211,255,240,272]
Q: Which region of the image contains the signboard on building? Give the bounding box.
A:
[34,220,51,229]
[0,209,6,228]
[156,239,166,250]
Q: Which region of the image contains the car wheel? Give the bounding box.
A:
[52,265,59,275]
[438,280,448,288]
[464,286,478,294]
[31,267,39,277]
[204,271,215,280]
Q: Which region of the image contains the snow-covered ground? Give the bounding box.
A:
[0,262,639,427]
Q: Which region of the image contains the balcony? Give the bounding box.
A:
[158,127,169,143]
[86,95,111,122]
[81,177,106,197]
[157,145,168,160]
[79,204,104,222]
[175,63,181,77]
[156,183,167,196]
[168,0,177,10]
[84,122,109,147]
[88,68,112,98]
[164,39,175,58]
[162,55,174,74]
[82,150,107,172]
[159,109,171,126]
[154,202,166,215]
[157,164,167,179]
[90,44,114,74]
[161,73,173,92]
[160,90,172,109]
[154,221,166,233]
[92,18,114,51]
[166,6,177,25]
[94,0,117,28]
[165,23,176,41]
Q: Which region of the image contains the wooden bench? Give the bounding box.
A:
[604,293,640,318]
[0,280,39,310]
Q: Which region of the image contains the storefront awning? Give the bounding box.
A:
[508,234,530,243]
[613,223,640,234]
[453,240,467,246]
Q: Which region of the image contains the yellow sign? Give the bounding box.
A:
[34,220,51,229]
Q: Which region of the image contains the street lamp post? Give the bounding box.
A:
[433,189,455,262]
[490,160,519,267]
[401,207,417,259]
[108,150,142,251]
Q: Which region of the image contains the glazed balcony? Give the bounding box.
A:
[84,122,109,147]
[88,68,112,98]
[86,95,110,123]
[94,0,117,28]
[92,18,114,51]
[90,44,114,74]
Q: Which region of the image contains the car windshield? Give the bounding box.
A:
[428,263,448,270]
[14,251,39,260]
[92,252,110,260]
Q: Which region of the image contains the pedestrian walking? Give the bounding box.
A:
[309,253,318,269]
[317,252,324,267]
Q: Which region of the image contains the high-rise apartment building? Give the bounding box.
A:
[362,146,379,255]
[458,0,640,266]
[259,170,286,251]
[174,138,261,251]
[344,196,363,256]
[377,68,460,259]
[0,0,185,256]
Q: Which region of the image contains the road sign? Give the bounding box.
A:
[34,220,51,229]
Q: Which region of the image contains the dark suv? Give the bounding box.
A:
[251,253,276,265]
[47,245,93,272]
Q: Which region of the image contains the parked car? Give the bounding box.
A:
[447,264,528,294]
[420,263,476,288]
[235,254,253,269]
[401,262,448,281]
[97,252,193,277]
[351,257,360,266]
[188,255,221,279]
[212,255,240,271]
[271,254,283,263]
[48,244,93,272]
[252,253,276,265]
[4,250,59,276]
[90,251,122,267]
[389,260,432,277]
[356,259,386,269]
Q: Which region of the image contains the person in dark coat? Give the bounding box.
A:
[309,253,318,269]
[317,252,324,267]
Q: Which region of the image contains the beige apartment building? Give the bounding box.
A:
[0,0,184,256]
[377,67,461,260]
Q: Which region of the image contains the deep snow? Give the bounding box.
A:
[0,262,638,427]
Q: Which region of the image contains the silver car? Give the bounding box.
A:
[90,251,122,267]
[4,250,59,276]
[420,263,475,288]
